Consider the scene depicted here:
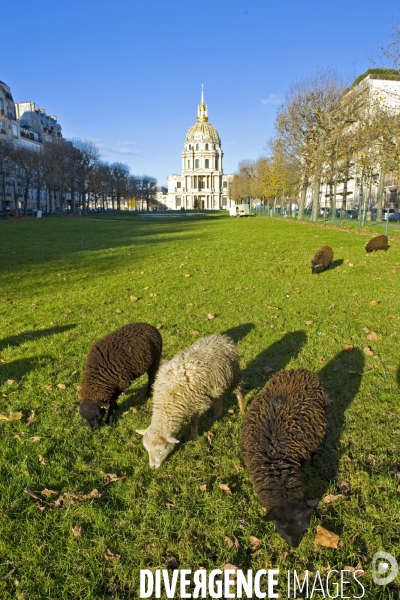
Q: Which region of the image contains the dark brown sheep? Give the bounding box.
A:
[310,246,333,274]
[240,369,327,547]
[79,322,162,430]
[365,234,388,253]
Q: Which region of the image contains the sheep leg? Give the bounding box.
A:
[235,386,246,412]
[190,414,199,440]
[146,360,160,397]
[214,398,223,419]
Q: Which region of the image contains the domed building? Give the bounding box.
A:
[166,88,233,210]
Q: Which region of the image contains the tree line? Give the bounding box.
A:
[0,138,157,216]
[230,26,400,222]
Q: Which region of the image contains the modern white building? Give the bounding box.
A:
[166,88,233,210]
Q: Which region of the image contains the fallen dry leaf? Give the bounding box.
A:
[51,488,102,510]
[249,536,261,550]
[323,494,344,504]
[191,330,199,335]
[343,344,354,350]
[343,565,365,581]
[344,259,350,264]
[364,346,374,356]
[57,383,66,389]
[185,274,191,277]
[41,488,57,498]
[223,564,239,585]
[207,313,215,320]
[150,293,157,297]
[38,455,47,466]
[156,324,162,329]
[101,472,125,486]
[0,411,23,423]
[130,295,138,301]
[115,309,122,313]
[72,524,84,538]
[328,304,335,310]
[225,536,235,550]
[143,286,150,290]
[363,327,370,334]
[6,379,16,385]
[163,556,179,569]
[367,331,378,341]
[339,481,351,494]
[129,407,138,413]
[24,488,45,501]
[200,484,207,492]
[26,410,35,425]
[314,525,340,549]
[218,483,232,495]
[104,547,120,560]
[29,436,42,443]
[369,300,379,306]
[305,320,313,325]
[45,385,52,391]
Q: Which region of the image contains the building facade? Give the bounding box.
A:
[166,89,233,210]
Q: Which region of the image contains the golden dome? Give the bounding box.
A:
[185,121,220,142]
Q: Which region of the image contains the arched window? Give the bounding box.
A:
[196,144,199,150]
[195,159,199,169]
[205,159,209,168]
[187,160,190,168]
[188,144,191,150]
[205,143,209,150]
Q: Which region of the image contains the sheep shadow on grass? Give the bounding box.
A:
[0,356,40,386]
[221,322,255,343]
[0,324,77,353]
[242,329,308,392]
[303,347,364,501]
[329,258,344,271]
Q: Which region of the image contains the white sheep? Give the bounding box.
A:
[136,334,244,468]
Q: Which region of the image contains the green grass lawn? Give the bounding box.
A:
[0,215,399,599]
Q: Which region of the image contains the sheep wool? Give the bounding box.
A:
[79,322,162,430]
[137,334,244,468]
[310,246,333,274]
[240,369,327,547]
[365,234,388,253]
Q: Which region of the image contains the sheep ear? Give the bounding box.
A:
[136,429,148,436]
[263,507,279,522]
[166,435,180,444]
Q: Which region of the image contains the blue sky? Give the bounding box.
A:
[2,1,399,184]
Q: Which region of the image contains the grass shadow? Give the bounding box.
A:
[0,324,77,353]
[303,347,364,499]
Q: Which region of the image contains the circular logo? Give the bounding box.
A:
[372,552,398,586]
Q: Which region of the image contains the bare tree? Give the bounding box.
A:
[72,139,100,215]
[13,145,40,216]
[275,69,347,221]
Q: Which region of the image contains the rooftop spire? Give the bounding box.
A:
[197,85,208,122]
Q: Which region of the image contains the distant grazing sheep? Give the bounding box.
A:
[136,334,244,468]
[240,369,327,547]
[310,246,333,274]
[365,234,388,253]
[79,322,162,430]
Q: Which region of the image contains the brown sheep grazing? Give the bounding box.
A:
[240,369,327,547]
[310,246,333,274]
[79,322,162,430]
[365,234,388,253]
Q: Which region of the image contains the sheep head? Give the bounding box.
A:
[136,428,179,468]
[310,261,323,274]
[264,502,313,548]
[79,400,109,430]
